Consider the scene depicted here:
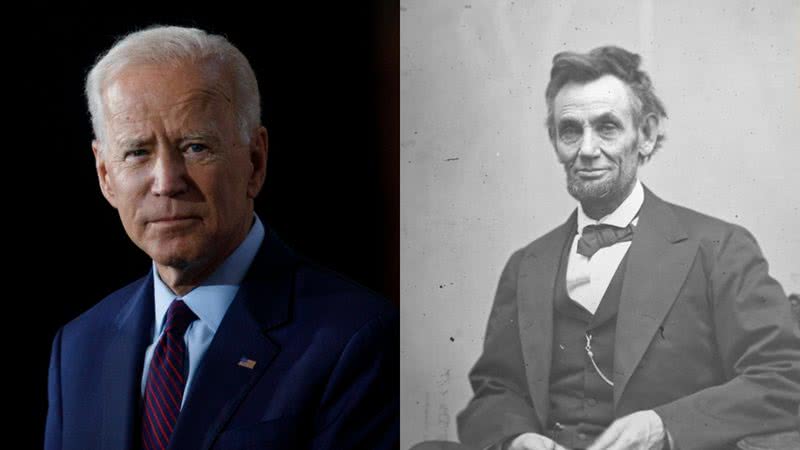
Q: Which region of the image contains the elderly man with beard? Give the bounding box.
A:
[457,46,800,450]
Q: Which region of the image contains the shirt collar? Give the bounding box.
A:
[152,213,266,335]
[577,180,644,232]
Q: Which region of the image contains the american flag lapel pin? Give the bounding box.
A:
[237,357,257,369]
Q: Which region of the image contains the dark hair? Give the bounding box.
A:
[545,46,667,162]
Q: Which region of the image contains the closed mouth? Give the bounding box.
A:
[150,216,199,223]
[576,168,609,172]
[576,168,609,174]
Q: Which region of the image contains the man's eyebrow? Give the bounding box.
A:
[116,136,152,149]
[556,117,582,128]
[590,112,623,125]
[114,133,222,149]
[178,132,221,144]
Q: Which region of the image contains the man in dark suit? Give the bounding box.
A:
[45,25,398,450]
[457,46,800,450]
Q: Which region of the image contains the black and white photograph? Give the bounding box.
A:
[401,1,800,449]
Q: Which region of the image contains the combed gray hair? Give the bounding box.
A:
[86,25,261,146]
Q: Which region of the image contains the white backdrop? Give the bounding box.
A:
[400,0,800,448]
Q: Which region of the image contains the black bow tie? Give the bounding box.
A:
[577,223,635,258]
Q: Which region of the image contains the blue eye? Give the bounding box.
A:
[124,149,148,159]
[186,143,207,153]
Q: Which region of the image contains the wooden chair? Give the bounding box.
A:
[737,430,800,450]
[736,293,800,449]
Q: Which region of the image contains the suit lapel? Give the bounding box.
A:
[517,213,575,428]
[169,227,297,450]
[100,275,154,450]
[613,188,695,405]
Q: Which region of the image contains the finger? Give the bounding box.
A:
[511,433,557,450]
[530,434,556,450]
[526,434,568,450]
[537,434,570,450]
[586,422,624,450]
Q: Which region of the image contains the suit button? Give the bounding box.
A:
[585,398,597,407]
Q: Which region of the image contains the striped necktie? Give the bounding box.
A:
[141,299,197,450]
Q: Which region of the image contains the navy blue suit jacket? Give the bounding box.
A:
[45,227,399,449]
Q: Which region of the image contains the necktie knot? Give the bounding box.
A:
[577,223,634,258]
[163,299,197,338]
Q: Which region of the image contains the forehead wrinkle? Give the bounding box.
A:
[557,102,623,124]
[106,79,230,117]
[109,92,225,136]
[102,65,237,150]
[169,88,233,126]
[556,84,634,117]
[172,85,231,108]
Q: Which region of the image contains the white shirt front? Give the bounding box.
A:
[566,180,644,314]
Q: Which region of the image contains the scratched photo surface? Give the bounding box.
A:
[400,0,799,447]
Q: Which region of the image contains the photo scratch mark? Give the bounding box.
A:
[423,391,430,438]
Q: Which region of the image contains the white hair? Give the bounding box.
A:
[86,25,261,145]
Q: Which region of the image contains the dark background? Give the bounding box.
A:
[14,6,397,447]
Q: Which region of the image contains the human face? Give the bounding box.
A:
[552,75,645,214]
[93,61,267,279]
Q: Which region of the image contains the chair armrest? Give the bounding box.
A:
[736,430,800,450]
[789,293,799,324]
[409,441,478,450]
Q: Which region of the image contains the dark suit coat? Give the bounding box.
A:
[45,226,399,450]
[457,187,800,450]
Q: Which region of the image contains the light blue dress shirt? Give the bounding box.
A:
[140,214,266,407]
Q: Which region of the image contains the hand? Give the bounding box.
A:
[587,410,666,450]
[508,432,571,450]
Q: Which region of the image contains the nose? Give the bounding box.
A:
[578,128,599,158]
[150,148,189,197]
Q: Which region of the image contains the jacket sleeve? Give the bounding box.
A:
[654,225,800,449]
[45,327,64,450]
[311,309,399,450]
[457,249,541,449]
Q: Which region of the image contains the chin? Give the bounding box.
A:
[156,255,193,270]
[142,239,206,269]
[567,178,614,203]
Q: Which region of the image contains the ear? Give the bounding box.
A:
[92,140,118,209]
[246,126,268,199]
[637,113,660,159]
